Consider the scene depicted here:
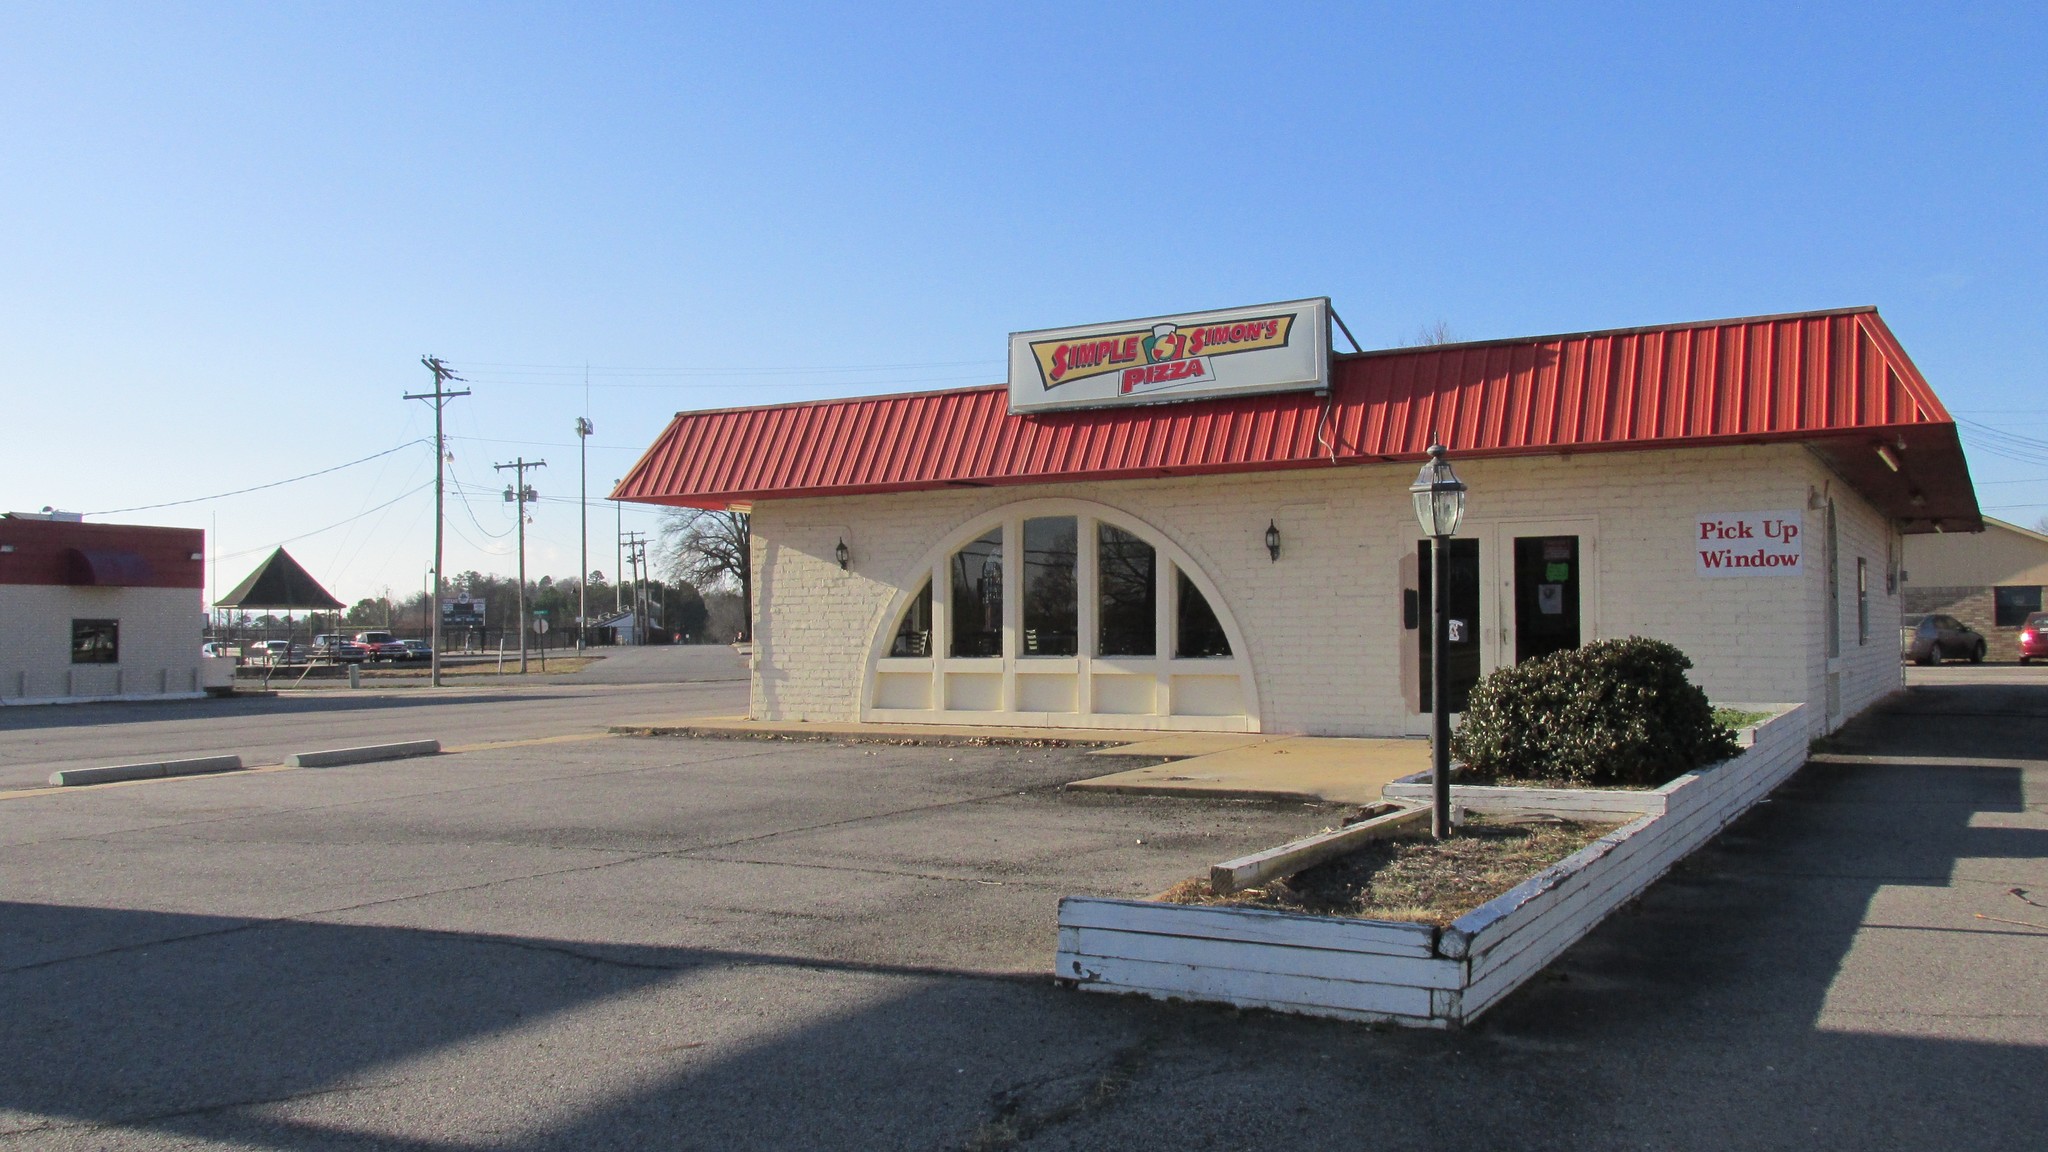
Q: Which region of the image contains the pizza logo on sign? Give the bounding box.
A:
[1029,314,1295,396]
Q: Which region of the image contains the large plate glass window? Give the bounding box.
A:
[1175,571,1231,658]
[1022,516,1078,656]
[1098,524,1156,656]
[891,579,933,656]
[949,528,1004,657]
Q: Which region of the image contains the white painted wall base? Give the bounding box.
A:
[0,691,208,708]
[1056,705,1808,1027]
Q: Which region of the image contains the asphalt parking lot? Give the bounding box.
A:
[2,667,2044,1150]
[0,646,749,792]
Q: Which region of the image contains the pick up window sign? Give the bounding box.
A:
[1696,511,1803,577]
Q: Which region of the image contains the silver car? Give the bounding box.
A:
[1901,614,1986,665]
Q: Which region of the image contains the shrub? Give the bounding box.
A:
[1449,637,1741,788]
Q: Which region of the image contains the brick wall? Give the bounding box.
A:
[0,585,207,702]
[749,442,1897,738]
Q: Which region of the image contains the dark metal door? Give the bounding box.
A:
[1418,539,1481,713]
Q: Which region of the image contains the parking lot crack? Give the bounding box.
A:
[959,1038,1152,1150]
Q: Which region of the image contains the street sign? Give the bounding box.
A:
[532,618,550,634]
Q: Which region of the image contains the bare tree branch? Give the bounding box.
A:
[658,508,751,641]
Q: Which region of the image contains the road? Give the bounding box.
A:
[0,645,749,791]
[0,664,2041,1149]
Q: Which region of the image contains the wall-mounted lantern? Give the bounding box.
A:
[1264,520,1281,562]
[835,538,850,571]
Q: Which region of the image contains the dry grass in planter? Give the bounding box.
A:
[1157,815,1618,927]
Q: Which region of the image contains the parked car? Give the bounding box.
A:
[397,639,433,662]
[2021,611,2048,665]
[1902,614,1986,665]
[353,631,408,661]
[312,634,369,663]
[256,640,300,666]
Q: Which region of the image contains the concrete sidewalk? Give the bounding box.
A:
[1071,735,1430,805]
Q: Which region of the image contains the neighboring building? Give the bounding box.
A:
[0,513,226,704]
[614,304,1980,740]
[1902,517,2048,656]
[592,608,650,644]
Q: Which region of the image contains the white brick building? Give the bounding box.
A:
[616,307,1980,741]
[0,514,217,705]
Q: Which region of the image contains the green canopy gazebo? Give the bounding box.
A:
[216,548,345,658]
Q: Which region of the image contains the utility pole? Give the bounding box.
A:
[622,531,648,644]
[576,417,594,652]
[495,457,546,673]
[405,357,470,687]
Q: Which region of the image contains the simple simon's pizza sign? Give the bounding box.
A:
[1695,511,1804,577]
[1008,298,1330,414]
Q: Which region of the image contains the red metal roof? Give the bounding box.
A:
[614,307,1979,530]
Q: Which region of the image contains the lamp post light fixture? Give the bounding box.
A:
[1264,520,1281,562]
[835,538,850,571]
[1409,441,1468,840]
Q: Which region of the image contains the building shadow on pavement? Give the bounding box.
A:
[4,682,2045,1150]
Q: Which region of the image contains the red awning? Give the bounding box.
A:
[66,548,155,586]
[613,307,1979,531]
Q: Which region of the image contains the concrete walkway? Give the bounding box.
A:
[1071,734,1430,804]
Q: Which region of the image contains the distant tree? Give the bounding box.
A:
[658,509,751,641]
[343,597,389,626]
[1402,320,1459,347]
[664,580,709,642]
[700,590,748,644]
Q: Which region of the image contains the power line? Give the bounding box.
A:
[454,357,1002,376]
[459,372,999,391]
[214,481,434,561]
[88,441,429,515]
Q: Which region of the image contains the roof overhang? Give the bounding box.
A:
[1804,422,1980,533]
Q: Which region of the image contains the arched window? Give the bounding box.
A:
[867,501,1256,732]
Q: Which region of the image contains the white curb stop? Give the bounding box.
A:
[285,740,441,768]
[50,755,244,787]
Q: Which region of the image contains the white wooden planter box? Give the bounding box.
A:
[1056,704,1807,1027]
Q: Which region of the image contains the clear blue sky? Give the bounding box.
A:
[3,2,2043,605]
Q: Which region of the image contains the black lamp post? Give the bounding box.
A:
[1409,442,1468,840]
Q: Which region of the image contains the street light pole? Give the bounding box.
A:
[1409,441,1469,841]
[576,417,593,652]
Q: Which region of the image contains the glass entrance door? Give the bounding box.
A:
[1417,539,1481,713]
[1512,535,1581,663]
